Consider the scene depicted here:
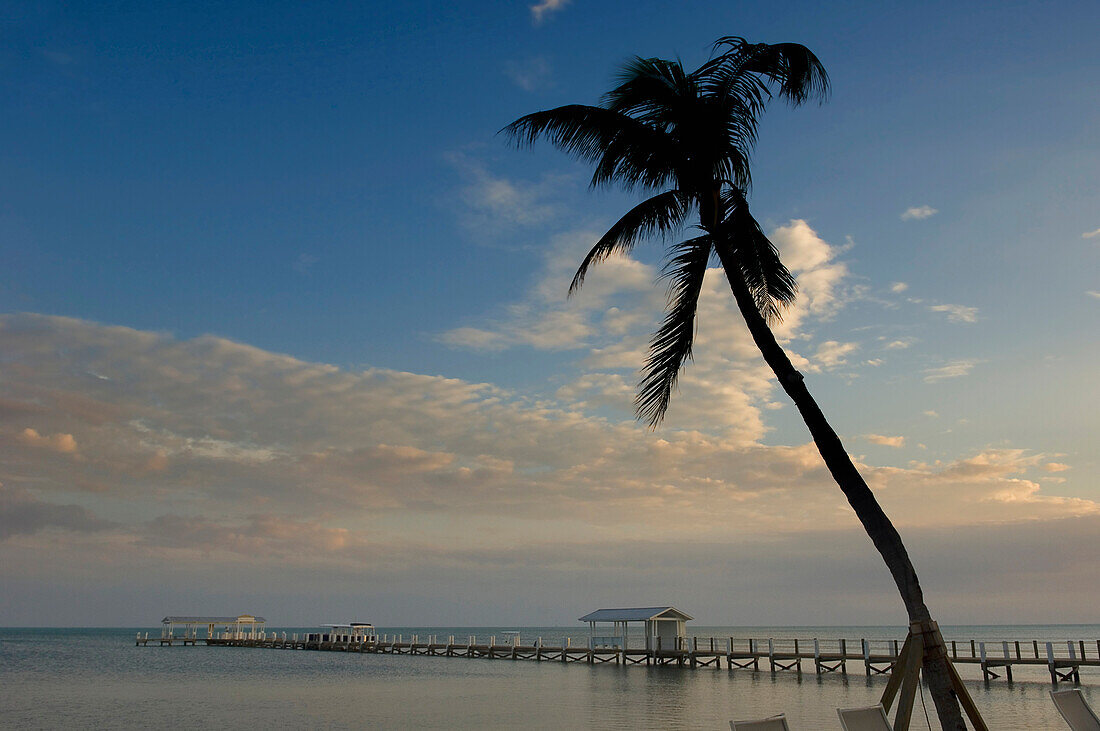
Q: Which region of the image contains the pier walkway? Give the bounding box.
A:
[157,633,1100,685]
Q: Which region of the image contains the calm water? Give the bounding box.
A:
[2,626,1097,729]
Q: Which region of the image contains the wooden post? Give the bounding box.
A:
[894,633,924,731]
[884,623,988,731]
[862,639,871,677]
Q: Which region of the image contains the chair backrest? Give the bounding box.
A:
[1052,689,1100,731]
[730,714,791,730]
[837,704,893,731]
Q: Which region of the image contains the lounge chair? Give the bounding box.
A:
[1052,689,1100,730]
[837,704,892,730]
[729,714,790,730]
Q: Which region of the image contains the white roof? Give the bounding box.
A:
[162,615,266,624]
[578,606,694,622]
[320,622,374,628]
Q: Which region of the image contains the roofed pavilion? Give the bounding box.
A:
[161,614,266,640]
[578,606,694,651]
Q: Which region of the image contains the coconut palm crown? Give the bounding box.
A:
[503,37,826,426]
[503,37,971,730]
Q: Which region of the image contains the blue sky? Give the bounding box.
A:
[1,1,1098,625]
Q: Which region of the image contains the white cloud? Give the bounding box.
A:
[1082,228,1100,239]
[923,410,938,417]
[530,0,569,23]
[439,218,864,441]
[770,219,853,331]
[813,340,858,370]
[901,205,938,221]
[883,337,916,350]
[866,434,906,448]
[890,282,908,293]
[446,152,567,234]
[292,253,318,274]
[929,303,979,323]
[1,315,1096,625]
[923,359,978,382]
[1087,291,1100,299]
[504,57,552,91]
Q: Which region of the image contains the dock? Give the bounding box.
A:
[139,609,1097,686]
[166,632,1100,685]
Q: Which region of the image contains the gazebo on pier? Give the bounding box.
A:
[161,614,266,642]
[578,606,693,651]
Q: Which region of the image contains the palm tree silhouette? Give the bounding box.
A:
[505,37,967,729]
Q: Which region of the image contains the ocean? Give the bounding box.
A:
[2,626,1097,729]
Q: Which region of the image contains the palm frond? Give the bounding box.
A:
[708,36,830,106]
[717,189,797,324]
[604,56,695,127]
[502,105,679,190]
[636,235,713,427]
[571,190,693,295]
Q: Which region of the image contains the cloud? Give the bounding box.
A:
[16,428,78,454]
[890,282,908,293]
[1082,228,1100,239]
[439,219,862,441]
[0,486,110,539]
[866,434,905,448]
[923,359,978,382]
[292,253,318,274]
[446,152,566,234]
[1,314,1096,625]
[883,337,916,350]
[504,57,552,91]
[769,219,854,331]
[813,340,858,370]
[530,0,569,23]
[900,205,938,221]
[1043,463,1070,473]
[929,303,979,323]
[1087,291,1100,299]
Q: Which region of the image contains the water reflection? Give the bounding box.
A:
[0,628,1093,729]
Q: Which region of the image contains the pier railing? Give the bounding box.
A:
[142,631,1099,684]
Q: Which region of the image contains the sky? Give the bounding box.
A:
[1,0,1098,627]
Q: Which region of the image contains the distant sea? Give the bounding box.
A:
[2,625,1097,729]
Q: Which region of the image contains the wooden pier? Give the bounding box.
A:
[159,632,1100,685]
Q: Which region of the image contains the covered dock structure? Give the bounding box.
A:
[578,606,694,656]
[157,614,266,645]
[307,623,376,644]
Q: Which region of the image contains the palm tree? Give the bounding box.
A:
[504,38,968,729]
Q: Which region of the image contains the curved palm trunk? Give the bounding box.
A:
[715,249,967,730]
